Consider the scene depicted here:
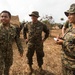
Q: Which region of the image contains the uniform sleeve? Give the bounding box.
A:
[15,29,23,54]
[15,26,20,37]
[23,24,28,39]
[43,24,49,41]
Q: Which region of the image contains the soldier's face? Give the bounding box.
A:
[31,16,38,22]
[0,13,11,25]
[68,13,75,23]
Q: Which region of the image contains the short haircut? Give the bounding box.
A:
[1,10,11,18]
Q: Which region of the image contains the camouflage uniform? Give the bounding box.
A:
[62,27,75,75]
[23,21,49,67]
[62,4,75,75]
[63,20,72,29]
[0,23,23,75]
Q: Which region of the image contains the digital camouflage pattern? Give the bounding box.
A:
[0,23,23,75]
[70,3,75,8]
[62,27,75,75]
[23,21,49,67]
[65,5,75,17]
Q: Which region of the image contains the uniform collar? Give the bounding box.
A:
[0,23,13,28]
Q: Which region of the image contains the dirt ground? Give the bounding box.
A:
[10,29,63,75]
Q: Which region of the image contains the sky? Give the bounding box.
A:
[0,0,75,23]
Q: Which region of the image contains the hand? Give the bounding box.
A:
[56,39,63,45]
[57,35,60,39]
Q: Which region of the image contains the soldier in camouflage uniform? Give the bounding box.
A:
[62,3,75,37]
[0,10,23,75]
[56,6,75,75]
[23,11,49,72]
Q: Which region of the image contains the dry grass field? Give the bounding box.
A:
[9,29,63,75]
